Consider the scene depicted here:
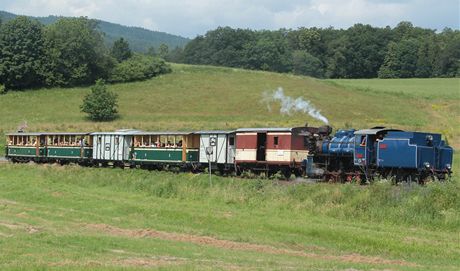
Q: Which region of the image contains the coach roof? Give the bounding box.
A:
[6,132,90,136]
[236,127,295,133]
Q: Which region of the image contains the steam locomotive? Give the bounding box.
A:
[5,125,454,183]
[308,126,453,183]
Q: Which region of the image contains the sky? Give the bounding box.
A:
[0,0,458,38]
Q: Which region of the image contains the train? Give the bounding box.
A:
[5,125,454,183]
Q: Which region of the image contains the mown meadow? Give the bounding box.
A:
[0,164,459,270]
[0,64,459,269]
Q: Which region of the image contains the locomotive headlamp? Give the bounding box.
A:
[446,164,451,170]
[424,162,431,168]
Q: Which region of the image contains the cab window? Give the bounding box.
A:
[360,136,367,146]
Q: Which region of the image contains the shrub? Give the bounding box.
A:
[0,84,5,95]
[80,79,118,121]
[108,54,172,83]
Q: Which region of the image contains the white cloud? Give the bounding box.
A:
[6,0,104,17]
[1,0,458,37]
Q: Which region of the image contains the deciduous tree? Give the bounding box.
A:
[80,80,118,121]
[0,16,47,89]
[44,17,114,86]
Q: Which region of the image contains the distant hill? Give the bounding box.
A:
[0,10,190,52]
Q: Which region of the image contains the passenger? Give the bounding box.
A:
[177,140,183,147]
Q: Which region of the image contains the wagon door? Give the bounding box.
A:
[227,134,236,164]
[199,134,209,163]
[93,135,102,160]
[122,136,132,160]
[256,133,267,161]
[113,135,121,160]
[216,134,228,164]
[104,135,113,160]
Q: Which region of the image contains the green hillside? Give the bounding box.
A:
[0,10,189,52]
[0,64,458,148]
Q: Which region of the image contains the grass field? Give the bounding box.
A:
[327,78,460,100]
[0,163,459,270]
[0,64,459,270]
[0,64,459,150]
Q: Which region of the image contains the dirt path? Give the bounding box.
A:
[85,223,417,267]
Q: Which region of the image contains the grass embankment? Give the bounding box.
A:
[0,163,459,270]
[0,64,459,150]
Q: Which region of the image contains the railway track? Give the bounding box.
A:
[0,157,8,164]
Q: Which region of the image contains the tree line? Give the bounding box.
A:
[171,22,459,78]
[0,16,171,92]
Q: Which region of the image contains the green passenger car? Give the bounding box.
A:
[6,132,93,162]
[6,133,46,161]
[131,132,200,165]
[45,133,93,160]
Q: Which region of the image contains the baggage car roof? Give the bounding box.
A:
[90,129,143,135]
[133,131,194,135]
[194,130,235,134]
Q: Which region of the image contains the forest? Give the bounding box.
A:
[0,16,171,91]
[175,23,460,79]
[1,17,459,93]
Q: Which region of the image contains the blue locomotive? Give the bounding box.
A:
[308,127,453,183]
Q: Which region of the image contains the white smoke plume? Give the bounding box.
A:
[263,87,329,124]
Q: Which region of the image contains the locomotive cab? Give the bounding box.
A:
[353,128,402,168]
